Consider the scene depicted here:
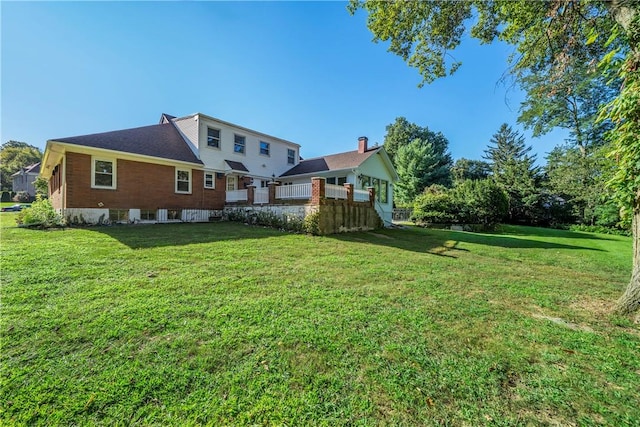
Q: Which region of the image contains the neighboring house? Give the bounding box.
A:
[40,113,397,230]
[11,162,41,197]
[280,137,398,224]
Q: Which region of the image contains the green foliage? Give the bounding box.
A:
[569,224,632,237]
[599,25,640,212]
[302,211,320,235]
[411,185,460,224]
[33,176,49,197]
[383,117,451,165]
[225,208,306,233]
[0,141,42,191]
[388,118,452,205]
[484,124,543,223]
[14,196,64,228]
[451,158,491,183]
[453,179,508,226]
[412,180,507,227]
[545,144,617,226]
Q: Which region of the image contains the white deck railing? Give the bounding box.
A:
[325,184,348,199]
[354,189,370,202]
[276,183,311,199]
[226,189,248,203]
[254,187,269,204]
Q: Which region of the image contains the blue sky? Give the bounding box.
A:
[2,1,567,163]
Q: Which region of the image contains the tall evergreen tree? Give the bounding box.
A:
[483,124,542,223]
[394,138,452,206]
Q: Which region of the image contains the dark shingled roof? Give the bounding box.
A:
[11,162,41,176]
[225,160,249,172]
[52,123,202,165]
[280,148,379,177]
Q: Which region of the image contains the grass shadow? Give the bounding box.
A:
[329,225,605,256]
[81,221,287,249]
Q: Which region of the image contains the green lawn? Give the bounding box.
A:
[1,213,638,425]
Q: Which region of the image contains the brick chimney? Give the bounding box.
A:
[358,136,368,153]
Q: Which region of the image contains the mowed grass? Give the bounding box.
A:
[1,212,638,426]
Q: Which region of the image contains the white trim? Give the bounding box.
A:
[176,113,301,149]
[175,168,192,194]
[46,141,204,170]
[91,156,117,190]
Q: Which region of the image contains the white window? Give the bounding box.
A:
[259,141,270,156]
[175,169,191,193]
[204,172,215,189]
[207,128,221,148]
[287,149,296,164]
[92,157,116,189]
[234,134,245,154]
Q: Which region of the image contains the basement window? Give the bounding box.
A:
[140,209,156,221]
[109,209,128,223]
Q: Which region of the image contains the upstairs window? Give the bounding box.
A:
[259,141,270,156]
[287,149,296,164]
[92,157,116,189]
[175,169,191,193]
[234,134,246,154]
[207,128,220,148]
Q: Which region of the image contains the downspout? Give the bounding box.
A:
[61,154,67,220]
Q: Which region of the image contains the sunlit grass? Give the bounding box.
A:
[1,218,637,425]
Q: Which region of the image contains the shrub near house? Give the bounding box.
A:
[412,180,508,229]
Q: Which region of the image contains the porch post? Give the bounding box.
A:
[247,185,255,205]
[268,182,278,204]
[311,177,326,205]
[344,183,354,205]
[368,186,376,207]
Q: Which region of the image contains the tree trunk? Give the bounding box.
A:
[609,1,640,318]
[616,195,640,318]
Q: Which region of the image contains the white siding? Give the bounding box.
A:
[195,115,300,179]
[172,116,200,158]
[358,153,395,225]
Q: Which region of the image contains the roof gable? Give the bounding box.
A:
[11,162,41,176]
[280,148,379,177]
[50,123,202,165]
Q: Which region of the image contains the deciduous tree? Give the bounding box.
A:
[451,158,491,184]
[0,141,42,191]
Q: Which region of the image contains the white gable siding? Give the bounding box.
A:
[357,153,395,225]
[172,116,200,158]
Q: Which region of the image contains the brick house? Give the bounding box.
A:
[40,113,397,230]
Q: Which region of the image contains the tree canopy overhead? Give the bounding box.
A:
[349,0,640,315]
